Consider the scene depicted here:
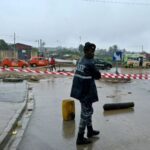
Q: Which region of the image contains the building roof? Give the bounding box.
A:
[15,43,32,50]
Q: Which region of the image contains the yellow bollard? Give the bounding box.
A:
[62,99,75,121]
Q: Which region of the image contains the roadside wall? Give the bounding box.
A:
[0,50,17,61]
[0,49,38,61]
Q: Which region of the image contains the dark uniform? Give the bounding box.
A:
[70,56,101,142]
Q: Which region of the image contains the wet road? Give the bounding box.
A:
[0,81,27,149]
[0,81,27,103]
[17,68,150,150]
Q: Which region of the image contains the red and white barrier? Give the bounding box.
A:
[0,67,150,80]
[101,73,150,80]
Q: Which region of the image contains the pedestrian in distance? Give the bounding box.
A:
[139,56,143,67]
[49,57,56,71]
[70,42,101,145]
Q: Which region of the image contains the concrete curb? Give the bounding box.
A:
[0,89,28,150]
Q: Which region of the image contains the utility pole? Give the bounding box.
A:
[79,36,82,44]
[141,45,144,52]
[14,32,16,58]
[40,39,42,52]
[39,39,45,57]
[36,40,40,51]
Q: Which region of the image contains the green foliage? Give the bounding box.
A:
[0,39,9,50]
[32,47,38,52]
[108,45,118,56]
[40,44,126,63]
[48,48,81,59]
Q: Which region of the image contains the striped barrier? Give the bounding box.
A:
[102,73,150,80]
[0,67,150,80]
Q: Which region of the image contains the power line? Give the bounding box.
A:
[0,34,13,38]
[0,34,39,45]
[83,0,150,6]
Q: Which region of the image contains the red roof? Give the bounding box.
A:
[15,43,32,50]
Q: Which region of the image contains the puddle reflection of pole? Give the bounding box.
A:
[115,61,119,74]
[112,84,121,103]
[58,64,60,71]
[13,32,16,58]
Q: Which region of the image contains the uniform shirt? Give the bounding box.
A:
[70,56,101,104]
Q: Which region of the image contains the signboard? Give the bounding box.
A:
[22,50,26,53]
[113,51,122,61]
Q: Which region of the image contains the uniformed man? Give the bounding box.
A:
[70,42,101,145]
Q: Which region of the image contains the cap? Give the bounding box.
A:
[84,42,96,52]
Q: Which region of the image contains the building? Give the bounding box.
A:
[15,43,32,60]
[0,41,38,61]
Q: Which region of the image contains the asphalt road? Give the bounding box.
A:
[17,68,150,150]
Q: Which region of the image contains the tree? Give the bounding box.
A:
[78,44,84,54]
[0,39,9,50]
[108,45,118,56]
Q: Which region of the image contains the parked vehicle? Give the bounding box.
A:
[1,58,29,68]
[123,53,150,68]
[28,57,49,67]
[94,59,112,70]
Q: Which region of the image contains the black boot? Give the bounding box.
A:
[76,133,91,145]
[87,126,100,138]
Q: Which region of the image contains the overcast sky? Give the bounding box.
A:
[0,0,150,52]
